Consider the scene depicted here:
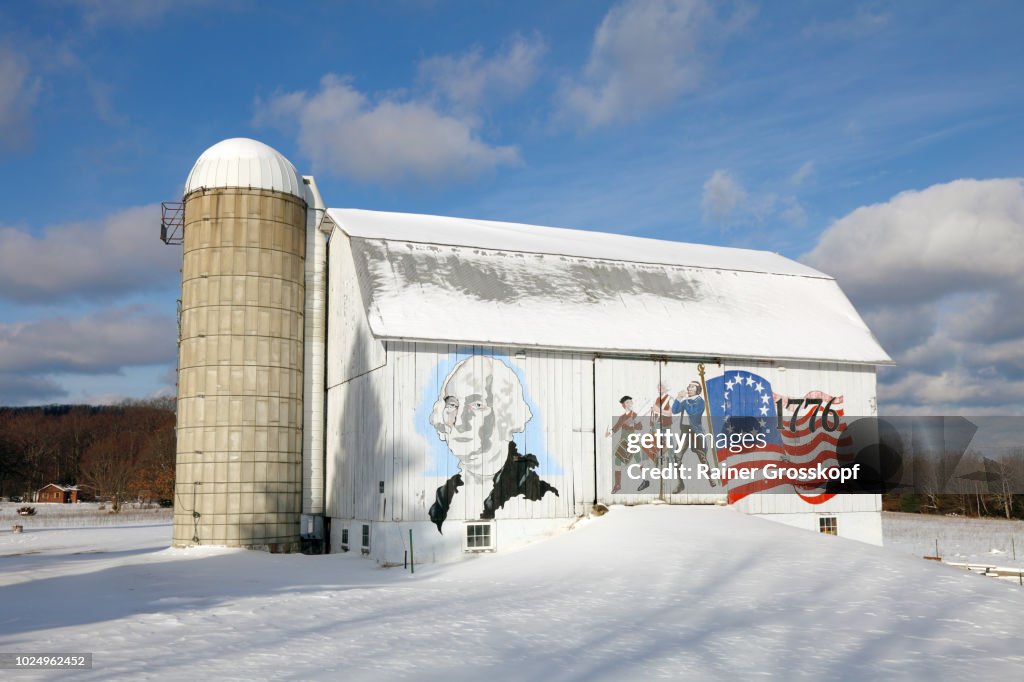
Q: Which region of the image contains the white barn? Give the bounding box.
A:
[169,139,892,562]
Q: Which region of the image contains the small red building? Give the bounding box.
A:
[36,484,79,504]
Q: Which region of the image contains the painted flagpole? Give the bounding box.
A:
[698,363,721,470]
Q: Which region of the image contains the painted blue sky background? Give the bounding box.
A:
[415,351,561,478]
[0,1,1022,413]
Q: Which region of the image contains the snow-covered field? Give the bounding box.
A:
[1,502,171,529]
[883,511,1024,570]
[2,507,1024,680]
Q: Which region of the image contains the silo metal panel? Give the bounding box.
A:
[174,187,306,551]
[237,157,252,187]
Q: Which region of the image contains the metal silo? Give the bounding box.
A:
[171,138,307,552]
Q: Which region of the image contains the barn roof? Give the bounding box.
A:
[325,209,892,365]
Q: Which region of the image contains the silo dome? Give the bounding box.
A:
[184,137,304,199]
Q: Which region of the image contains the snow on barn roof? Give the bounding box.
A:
[331,209,825,276]
[326,209,892,365]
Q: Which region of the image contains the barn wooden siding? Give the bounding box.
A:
[327,343,595,525]
[327,346,881,523]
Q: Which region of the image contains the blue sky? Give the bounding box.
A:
[1,0,1022,412]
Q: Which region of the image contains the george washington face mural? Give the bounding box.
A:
[426,355,557,533]
[429,356,532,480]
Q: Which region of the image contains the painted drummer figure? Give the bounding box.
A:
[606,395,643,493]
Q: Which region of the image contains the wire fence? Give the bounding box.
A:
[1,502,172,529]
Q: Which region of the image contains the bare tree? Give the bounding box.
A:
[0,421,27,498]
[913,452,942,513]
[993,448,1024,519]
[131,417,176,504]
[5,412,59,498]
[79,401,175,511]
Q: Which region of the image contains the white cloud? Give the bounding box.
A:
[2,34,127,130]
[802,8,890,39]
[803,179,1024,306]
[254,74,520,186]
[0,373,67,404]
[0,47,41,151]
[558,0,750,129]
[802,178,1024,413]
[67,0,211,29]
[0,204,180,303]
[779,201,807,227]
[701,169,747,223]
[418,35,545,113]
[861,304,938,357]
[0,306,176,376]
[700,169,806,227]
[790,160,815,186]
[876,366,1024,415]
[0,305,177,405]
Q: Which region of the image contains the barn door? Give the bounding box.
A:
[594,357,663,505]
[595,358,727,506]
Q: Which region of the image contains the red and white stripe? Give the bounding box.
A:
[717,392,848,504]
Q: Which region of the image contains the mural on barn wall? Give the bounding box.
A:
[603,366,720,496]
[672,378,716,490]
[424,355,559,533]
[605,379,717,495]
[604,363,848,505]
[704,368,847,504]
[607,395,643,494]
[416,353,853,533]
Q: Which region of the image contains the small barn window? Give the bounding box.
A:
[361,524,370,555]
[340,528,349,552]
[464,522,495,552]
[819,517,838,536]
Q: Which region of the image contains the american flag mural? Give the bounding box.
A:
[704,370,850,504]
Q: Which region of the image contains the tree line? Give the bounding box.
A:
[0,398,175,511]
[882,448,1024,520]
